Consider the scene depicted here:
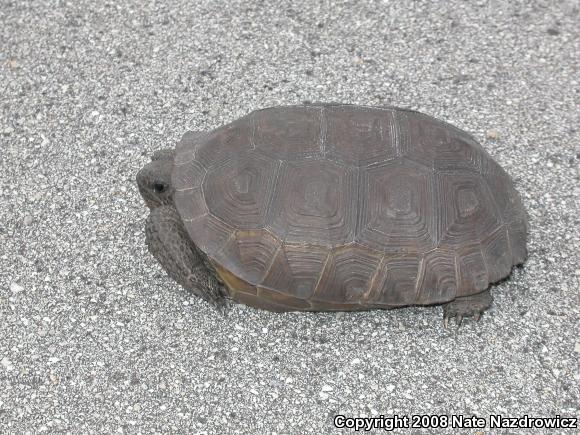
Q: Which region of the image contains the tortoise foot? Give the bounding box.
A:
[215,297,232,316]
[443,290,492,328]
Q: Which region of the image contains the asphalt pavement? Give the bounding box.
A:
[1,0,578,433]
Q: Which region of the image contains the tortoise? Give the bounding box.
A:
[137,104,527,324]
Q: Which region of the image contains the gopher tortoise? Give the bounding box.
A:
[137,104,527,325]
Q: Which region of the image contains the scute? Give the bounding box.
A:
[195,116,254,169]
[203,151,278,228]
[456,244,489,296]
[261,244,328,300]
[480,158,528,264]
[399,110,485,171]
[172,105,527,309]
[254,106,323,160]
[213,229,281,285]
[268,159,357,245]
[357,159,437,253]
[314,244,382,304]
[324,105,398,166]
[416,249,458,304]
[437,171,502,248]
[183,214,234,253]
[481,228,512,282]
[368,255,422,306]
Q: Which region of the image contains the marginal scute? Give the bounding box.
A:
[309,300,368,311]
[416,250,457,304]
[257,287,313,310]
[324,105,397,166]
[268,160,357,245]
[203,152,278,229]
[358,159,437,253]
[261,244,328,299]
[213,230,281,286]
[481,158,528,264]
[174,188,206,221]
[213,262,257,296]
[370,255,421,306]
[481,158,517,219]
[183,214,234,253]
[314,244,382,303]
[456,244,489,297]
[482,227,512,282]
[507,215,528,265]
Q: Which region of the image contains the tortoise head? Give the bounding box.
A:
[136,149,175,209]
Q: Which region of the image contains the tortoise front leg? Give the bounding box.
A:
[145,205,230,314]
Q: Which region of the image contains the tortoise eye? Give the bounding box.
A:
[153,182,167,193]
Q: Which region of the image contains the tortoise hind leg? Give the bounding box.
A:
[443,290,492,327]
[145,205,230,314]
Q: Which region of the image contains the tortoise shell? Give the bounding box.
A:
[172,104,527,311]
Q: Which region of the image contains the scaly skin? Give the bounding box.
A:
[443,290,493,327]
[138,148,230,313]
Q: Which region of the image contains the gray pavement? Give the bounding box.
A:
[1,0,578,433]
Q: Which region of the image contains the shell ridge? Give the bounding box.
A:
[312,251,332,297]
[413,257,426,303]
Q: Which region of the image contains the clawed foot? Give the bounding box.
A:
[212,296,231,316]
[443,290,492,328]
[190,280,231,316]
